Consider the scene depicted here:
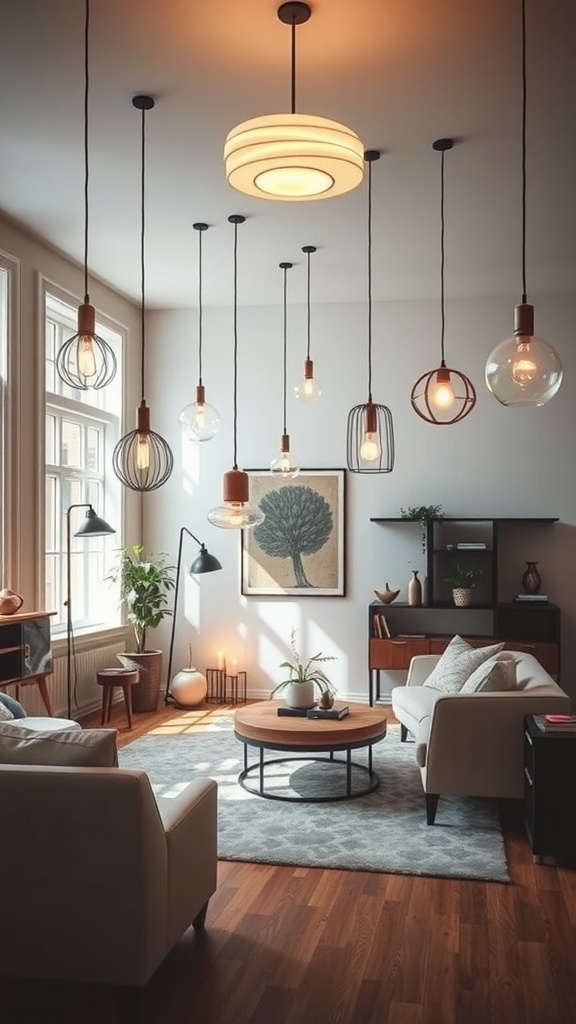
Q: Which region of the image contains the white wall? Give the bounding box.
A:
[147,291,576,702]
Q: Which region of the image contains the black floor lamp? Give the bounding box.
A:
[65,503,115,718]
[165,527,222,704]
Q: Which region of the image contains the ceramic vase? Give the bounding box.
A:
[285,681,316,709]
[171,666,207,707]
[0,589,24,615]
[408,570,422,607]
[522,561,541,594]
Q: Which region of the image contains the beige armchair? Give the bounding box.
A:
[0,763,217,988]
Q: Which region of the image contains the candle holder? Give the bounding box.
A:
[205,668,227,704]
[224,670,247,705]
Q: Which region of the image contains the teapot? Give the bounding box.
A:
[0,588,24,615]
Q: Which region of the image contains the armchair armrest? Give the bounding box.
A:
[406,654,441,687]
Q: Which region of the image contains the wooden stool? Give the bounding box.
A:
[96,668,139,730]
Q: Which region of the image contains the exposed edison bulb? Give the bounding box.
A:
[77,335,97,378]
[430,375,455,410]
[485,304,563,407]
[136,433,150,470]
[179,388,220,443]
[295,358,321,402]
[511,339,538,384]
[207,502,265,530]
[270,448,299,478]
[360,431,380,462]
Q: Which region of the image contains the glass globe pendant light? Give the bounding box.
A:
[485,0,562,407]
[207,216,265,530]
[271,262,299,478]
[410,138,476,425]
[56,0,116,391]
[346,151,394,473]
[295,245,321,401]
[179,222,220,442]
[112,96,174,492]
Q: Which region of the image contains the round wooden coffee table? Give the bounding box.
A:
[234,701,387,802]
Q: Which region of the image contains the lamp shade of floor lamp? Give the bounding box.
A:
[65,503,115,718]
[165,527,222,707]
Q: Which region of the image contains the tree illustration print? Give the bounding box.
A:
[253,485,333,587]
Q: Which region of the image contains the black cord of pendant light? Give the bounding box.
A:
[305,247,311,360]
[139,104,147,403]
[197,226,204,383]
[366,154,374,401]
[281,263,289,433]
[290,15,297,113]
[82,0,90,304]
[439,145,446,366]
[520,0,527,304]
[229,215,243,471]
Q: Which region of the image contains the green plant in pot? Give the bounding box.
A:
[107,545,176,712]
[270,628,336,709]
[443,565,483,607]
[400,504,444,554]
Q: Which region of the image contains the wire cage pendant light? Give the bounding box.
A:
[485,0,562,406]
[271,262,299,478]
[56,0,116,391]
[346,150,395,474]
[295,245,321,401]
[179,223,220,442]
[410,138,476,425]
[112,95,174,492]
[224,2,364,202]
[207,216,265,530]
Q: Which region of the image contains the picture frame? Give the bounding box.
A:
[241,469,346,597]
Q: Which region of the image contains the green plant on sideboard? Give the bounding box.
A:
[443,565,483,589]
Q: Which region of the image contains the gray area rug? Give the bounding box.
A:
[119,721,510,882]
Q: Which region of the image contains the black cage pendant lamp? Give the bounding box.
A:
[346,151,394,473]
[224,2,364,202]
[112,96,174,491]
[179,223,220,442]
[56,0,116,391]
[410,139,476,425]
[207,216,265,530]
[485,0,562,406]
[271,262,299,478]
[295,245,321,401]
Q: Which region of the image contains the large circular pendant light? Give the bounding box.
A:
[224,3,364,202]
[485,0,562,407]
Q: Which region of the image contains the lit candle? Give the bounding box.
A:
[230,658,238,675]
[216,649,225,671]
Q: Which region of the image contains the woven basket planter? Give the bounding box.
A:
[452,588,473,607]
[118,651,163,712]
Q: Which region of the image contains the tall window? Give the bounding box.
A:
[45,289,123,637]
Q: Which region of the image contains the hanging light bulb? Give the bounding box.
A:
[295,246,321,401]
[410,139,476,425]
[179,222,220,442]
[346,151,395,473]
[56,0,116,391]
[207,216,265,530]
[112,96,173,492]
[271,262,299,479]
[485,0,562,407]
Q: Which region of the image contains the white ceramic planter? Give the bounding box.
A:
[171,667,207,707]
[284,681,316,709]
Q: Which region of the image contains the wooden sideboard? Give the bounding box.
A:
[0,610,56,714]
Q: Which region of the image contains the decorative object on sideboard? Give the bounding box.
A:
[270,262,299,478]
[374,585,400,605]
[55,0,117,392]
[179,222,220,443]
[112,95,174,492]
[443,565,483,607]
[408,570,423,607]
[400,505,444,553]
[208,216,265,530]
[295,245,321,401]
[0,589,24,615]
[269,628,336,709]
[346,150,395,474]
[522,561,542,595]
[484,0,562,407]
[164,526,222,707]
[410,139,476,424]
[224,2,364,202]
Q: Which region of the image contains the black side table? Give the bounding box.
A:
[524,715,576,862]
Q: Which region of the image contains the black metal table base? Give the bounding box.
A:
[237,744,380,803]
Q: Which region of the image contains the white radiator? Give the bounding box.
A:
[18,642,127,719]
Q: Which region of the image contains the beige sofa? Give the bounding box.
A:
[391,651,570,824]
[0,732,218,988]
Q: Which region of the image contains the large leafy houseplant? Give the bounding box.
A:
[107,545,176,654]
[270,628,336,701]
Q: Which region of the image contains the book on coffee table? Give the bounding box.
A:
[307,705,349,720]
[277,705,315,717]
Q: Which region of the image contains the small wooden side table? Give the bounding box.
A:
[96,668,140,730]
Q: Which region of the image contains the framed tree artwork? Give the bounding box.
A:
[241,469,346,596]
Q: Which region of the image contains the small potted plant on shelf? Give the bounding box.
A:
[106,545,176,712]
[443,565,483,607]
[400,504,444,553]
[270,628,336,709]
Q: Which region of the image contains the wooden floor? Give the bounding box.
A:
[3,701,576,1024]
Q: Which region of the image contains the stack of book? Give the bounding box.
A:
[513,594,549,603]
[456,542,487,549]
[533,714,576,732]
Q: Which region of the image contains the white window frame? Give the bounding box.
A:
[0,250,21,593]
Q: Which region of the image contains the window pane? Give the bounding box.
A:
[86,426,100,472]
[45,476,57,551]
[45,412,56,464]
[62,419,82,469]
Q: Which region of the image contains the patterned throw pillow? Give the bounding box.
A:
[0,693,27,719]
[460,653,517,693]
[0,702,14,721]
[422,635,505,694]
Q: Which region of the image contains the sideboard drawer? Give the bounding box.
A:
[369,638,430,670]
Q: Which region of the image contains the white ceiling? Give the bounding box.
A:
[1,0,575,309]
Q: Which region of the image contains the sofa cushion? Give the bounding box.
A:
[460,652,517,693]
[0,723,118,767]
[0,693,27,719]
[422,635,505,693]
[0,702,14,721]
